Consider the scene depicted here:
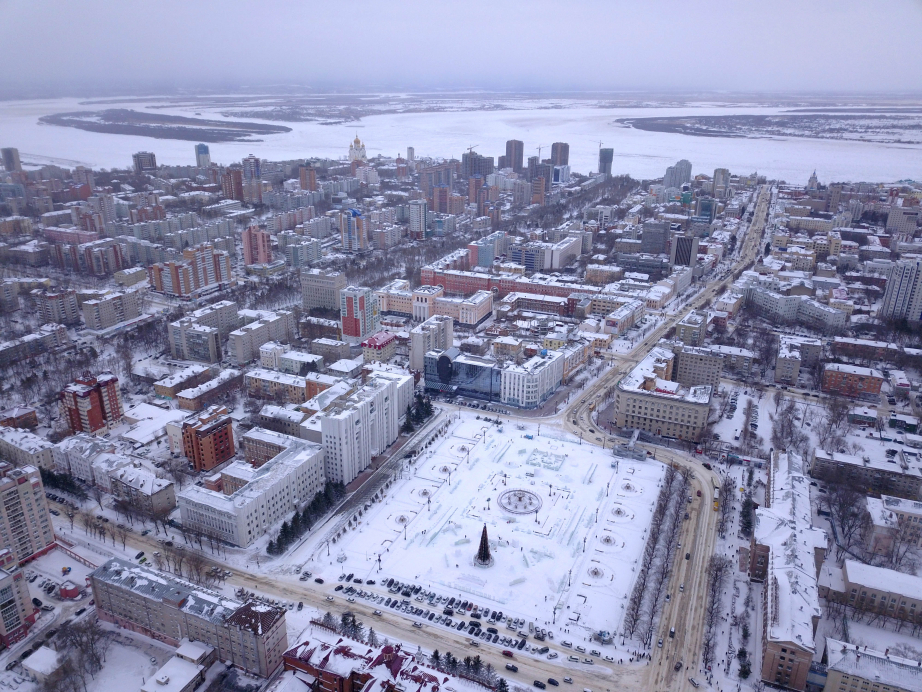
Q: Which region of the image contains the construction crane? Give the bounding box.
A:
[596,140,604,151]
[467,144,479,155]
[536,144,549,160]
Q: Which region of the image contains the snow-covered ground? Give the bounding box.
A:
[286,412,665,639]
[2,97,920,181]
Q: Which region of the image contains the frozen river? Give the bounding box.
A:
[2,96,920,183]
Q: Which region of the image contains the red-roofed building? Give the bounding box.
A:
[361,332,396,363]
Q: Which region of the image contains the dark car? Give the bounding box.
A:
[506,664,518,672]
[502,650,514,658]
[702,463,712,470]
[548,679,559,687]
[335,585,344,591]
[534,682,547,689]
[31,597,42,607]
[75,608,86,616]
[685,552,691,560]
[135,551,145,560]
[314,578,324,584]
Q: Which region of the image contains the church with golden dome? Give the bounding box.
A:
[348,134,367,162]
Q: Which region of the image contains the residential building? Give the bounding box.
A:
[408,200,428,239]
[361,332,396,363]
[0,427,54,469]
[822,364,884,398]
[675,311,707,346]
[825,638,922,692]
[749,451,826,692]
[60,372,123,434]
[311,338,350,364]
[242,225,273,265]
[148,244,232,298]
[245,369,337,404]
[132,151,157,174]
[0,323,71,368]
[82,290,142,331]
[1,148,22,172]
[36,290,80,326]
[505,140,524,173]
[195,143,211,168]
[177,437,325,547]
[168,300,239,362]
[301,268,346,311]
[663,159,692,189]
[227,310,295,365]
[340,286,379,344]
[672,344,722,390]
[0,463,55,563]
[181,406,235,472]
[0,549,36,646]
[877,495,922,548]
[708,345,755,378]
[879,258,922,323]
[0,407,38,430]
[713,168,730,199]
[409,315,453,372]
[598,148,613,178]
[612,346,712,441]
[91,558,287,677]
[153,365,213,399]
[811,448,922,500]
[822,560,922,627]
[175,369,242,412]
[550,142,569,166]
[257,406,308,440]
[317,372,413,484]
[108,468,176,516]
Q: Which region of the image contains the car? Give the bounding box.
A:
[548,680,559,687]
[502,650,514,658]
[326,596,334,601]
[689,679,700,688]
[674,661,683,671]
[534,682,547,689]
[576,646,586,654]
[135,551,145,560]
[413,622,422,628]
[150,657,157,664]
[679,584,684,592]
[32,597,42,607]
[561,640,572,648]
[582,659,593,665]
[41,604,55,611]
[657,639,663,648]
[685,552,690,560]
[141,529,150,536]
[88,600,94,606]
[298,602,304,611]
[590,650,600,657]
[49,509,60,516]
[669,627,676,638]
[335,585,344,591]
[315,578,324,584]
[665,594,670,602]
[563,678,572,685]
[696,490,701,497]
[75,608,86,616]
[373,610,382,616]
[547,652,558,660]
[567,656,579,663]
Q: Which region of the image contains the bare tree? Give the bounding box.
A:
[825,485,871,557]
[89,485,105,511]
[116,525,129,550]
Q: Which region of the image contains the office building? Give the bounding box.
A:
[91,558,287,677]
[181,405,235,472]
[82,290,141,331]
[499,351,564,409]
[505,140,524,173]
[551,142,569,166]
[195,143,211,168]
[0,463,55,563]
[879,259,922,323]
[179,433,325,546]
[598,148,613,178]
[0,549,36,646]
[132,151,157,174]
[713,167,730,199]
[749,451,826,692]
[341,286,379,343]
[670,235,699,267]
[640,221,667,254]
[410,315,453,372]
[36,289,80,326]
[243,225,273,265]
[1,148,22,172]
[317,372,413,484]
[613,346,712,441]
[60,371,123,434]
[672,344,723,391]
[301,268,346,312]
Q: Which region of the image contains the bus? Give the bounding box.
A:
[713,486,720,511]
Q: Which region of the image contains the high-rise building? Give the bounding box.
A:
[195,143,211,168]
[879,258,922,323]
[132,151,157,174]
[299,164,317,192]
[340,210,367,252]
[0,463,54,564]
[36,289,80,326]
[664,159,692,189]
[461,151,494,178]
[505,140,524,173]
[60,371,123,434]
[340,286,379,343]
[713,168,730,199]
[1,147,22,172]
[82,291,142,331]
[409,315,453,372]
[551,142,569,166]
[241,154,261,181]
[222,165,244,201]
[408,199,428,239]
[670,235,700,267]
[598,148,614,178]
[406,146,415,162]
[180,405,235,472]
[301,268,346,311]
[0,549,37,646]
[242,225,273,265]
[147,244,232,298]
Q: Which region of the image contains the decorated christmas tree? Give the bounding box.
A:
[475,524,492,566]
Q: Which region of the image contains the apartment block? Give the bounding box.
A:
[153,364,213,399]
[361,332,396,363]
[310,338,350,364]
[244,369,337,404]
[675,310,708,346]
[340,286,379,344]
[181,405,235,472]
[821,363,884,398]
[409,315,453,372]
[0,427,54,469]
[0,463,55,563]
[60,371,123,434]
[811,448,922,499]
[0,549,36,646]
[108,468,176,516]
[91,558,287,677]
[227,310,295,365]
[825,638,922,692]
[301,268,346,311]
[242,225,272,266]
[175,369,242,412]
[36,289,80,326]
[82,290,142,331]
[672,344,723,391]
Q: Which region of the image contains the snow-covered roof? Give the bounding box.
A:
[824,363,884,378]
[844,560,922,602]
[22,646,61,676]
[155,364,210,389]
[0,426,53,454]
[618,346,712,405]
[755,451,827,653]
[177,369,240,399]
[826,638,922,692]
[140,657,205,692]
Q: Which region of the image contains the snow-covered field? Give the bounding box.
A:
[1,97,920,182]
[288,413,665,638]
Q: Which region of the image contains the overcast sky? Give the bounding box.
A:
[2,0,921,96]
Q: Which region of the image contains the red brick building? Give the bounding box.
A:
[60,372,123,434]
[821,363,884,398]
[181,405,235,472]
